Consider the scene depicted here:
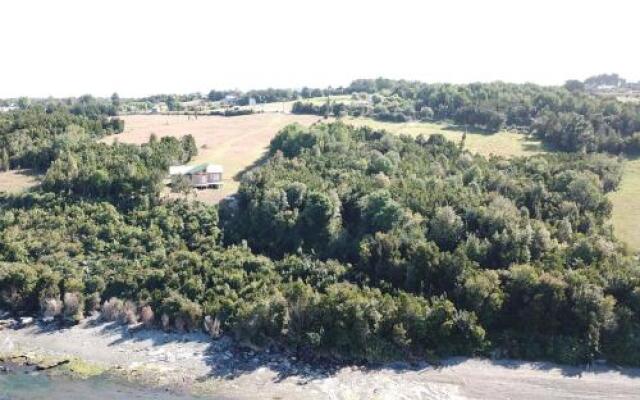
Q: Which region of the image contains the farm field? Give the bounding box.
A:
[609,158,640,253]
[345,117,544,158]
[0,169,39,193]
[103,113,321,203]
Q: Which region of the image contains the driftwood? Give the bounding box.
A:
[35,358,71,370]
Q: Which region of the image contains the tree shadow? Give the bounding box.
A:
[19,320,640,386]
[442,124,500,136]
[232,152,271,181]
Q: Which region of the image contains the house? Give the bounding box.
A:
[150,102,168,114]
[0,104,18,113]
[220,95,238,107]
[169,163,224,189]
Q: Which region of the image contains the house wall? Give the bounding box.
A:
[191,173,208,185]
[208,172,222,183]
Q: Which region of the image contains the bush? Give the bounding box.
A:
[41,297,62,320]
[101,297,125,322]
[203,315,221,338]
[140,305,155,328]
[63,292,84,322]
[123,301,138,324]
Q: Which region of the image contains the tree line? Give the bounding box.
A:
[291,77,640,154]
[0,102,124,171]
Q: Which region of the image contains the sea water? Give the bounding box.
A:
[0,367,213,400]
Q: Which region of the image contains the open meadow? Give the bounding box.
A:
[609,158,640,253]
[345,117,544,158]
[0,169,39,193]
[102,113,321,203]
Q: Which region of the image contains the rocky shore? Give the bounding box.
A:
[1,315,640,399]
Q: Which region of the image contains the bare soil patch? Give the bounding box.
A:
[0,169,39,193]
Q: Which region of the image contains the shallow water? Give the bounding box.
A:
[0,367,211,400]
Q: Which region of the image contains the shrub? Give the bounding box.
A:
[140,305,155,328]
[41,297,62,320]
[101,297,125,322]
[203,315,221,338]
[63,292,84,322]
[123,301,139,325]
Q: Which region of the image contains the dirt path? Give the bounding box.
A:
[1,319,638,399]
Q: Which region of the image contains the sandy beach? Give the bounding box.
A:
[1,316,639,399]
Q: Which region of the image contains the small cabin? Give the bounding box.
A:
[169,163,223,189]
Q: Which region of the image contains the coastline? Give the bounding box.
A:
[1,316,639,400]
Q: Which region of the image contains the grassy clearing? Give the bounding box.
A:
[345,117,543,158]
[103,113,321,204]
[0,169,39,193]
[609,158,640,253]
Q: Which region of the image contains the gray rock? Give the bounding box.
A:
[0,319,16,328]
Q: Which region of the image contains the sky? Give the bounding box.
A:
[1,0,639,98]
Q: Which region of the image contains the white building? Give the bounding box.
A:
[169,163,224,188]
[0,104,18,113]
[220,95,238,107]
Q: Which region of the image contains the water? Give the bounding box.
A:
[0,367,211,400]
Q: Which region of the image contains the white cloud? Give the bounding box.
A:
[1,0,638,97]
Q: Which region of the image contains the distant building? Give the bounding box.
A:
[0,104,18,113]
[169,163,223,189]
[150,102,167,114]
[248,97,257,106]
[220,95,238,107]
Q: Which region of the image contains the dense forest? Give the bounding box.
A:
[0,96,123,171]
[0,91,639,367]
[292,77,640,154]
[220,122,638,364]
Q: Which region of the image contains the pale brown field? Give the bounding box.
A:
[0,169,39,193]
[103,113,321,203]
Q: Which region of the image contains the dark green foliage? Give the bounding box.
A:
[221,122,639,364]
[41,135,196,202]
[0,105,124,171]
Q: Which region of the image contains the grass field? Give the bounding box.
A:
[609,158,640,253]
[345,117,543,158]
[0,169,39,193]
[103,113,321,203]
